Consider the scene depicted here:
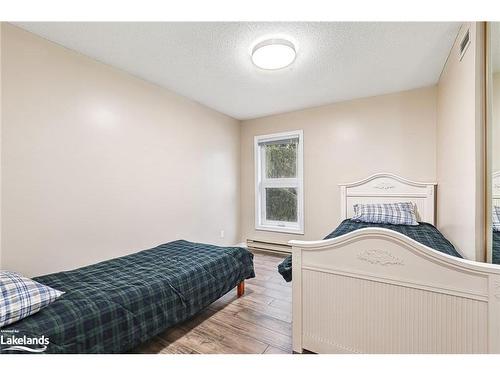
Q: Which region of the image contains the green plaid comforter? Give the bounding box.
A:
[493,232,500,265]
[278,219,461,282]
[1,240,255,354]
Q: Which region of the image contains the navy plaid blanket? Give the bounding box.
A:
[1,240,254,354]
[278,220,460,282]
[493,232,500,265]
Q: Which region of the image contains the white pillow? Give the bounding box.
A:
[0,271,64,328]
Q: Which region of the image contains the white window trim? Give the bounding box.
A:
[254,130,304,235]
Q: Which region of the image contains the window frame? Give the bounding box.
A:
[254,130,304,234]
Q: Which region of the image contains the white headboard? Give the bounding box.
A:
[339,173,437,225]
[493,171,500,208]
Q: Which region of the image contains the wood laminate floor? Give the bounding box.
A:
[133,251,292,354]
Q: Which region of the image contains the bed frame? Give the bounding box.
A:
[289,173,500,354]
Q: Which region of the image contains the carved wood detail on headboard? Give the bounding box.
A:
[493,172,500,195]
[339,173,437,225]
[493,171,500,207]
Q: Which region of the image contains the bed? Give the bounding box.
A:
[288,173,500,354]
[0,240,255,354]
[278,220,461,282]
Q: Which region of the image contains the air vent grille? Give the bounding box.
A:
[459,29,470,61]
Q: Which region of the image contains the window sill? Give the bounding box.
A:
[255,225,304,235]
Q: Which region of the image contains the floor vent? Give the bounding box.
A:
[246,239,292,255]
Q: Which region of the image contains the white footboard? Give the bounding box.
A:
[290,229,500,354]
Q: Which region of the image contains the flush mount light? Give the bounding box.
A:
[251,39,296,70]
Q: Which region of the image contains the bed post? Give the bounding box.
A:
[488,275,500,353]
[291,245,303,354]
[237,281,245,297]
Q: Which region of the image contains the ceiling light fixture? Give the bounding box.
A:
[251,39,296,70]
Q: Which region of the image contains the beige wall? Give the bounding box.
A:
[1,22,487,275]
[1,24,241,277]
[436,22,485,261]
[240,86,438,244]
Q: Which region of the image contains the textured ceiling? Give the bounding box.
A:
[15,22,460,120]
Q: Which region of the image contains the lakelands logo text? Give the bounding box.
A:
[0,331,49,353]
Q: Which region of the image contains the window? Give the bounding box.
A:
[254,130,304,234]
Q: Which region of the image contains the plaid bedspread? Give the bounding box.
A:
[1,240,255,354]
[493,232,500,265]
[278,220,461,282]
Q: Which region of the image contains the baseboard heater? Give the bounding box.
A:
[246,239,292,255]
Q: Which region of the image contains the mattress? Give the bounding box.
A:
[0,240,255,354]
[278,219,461,282]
